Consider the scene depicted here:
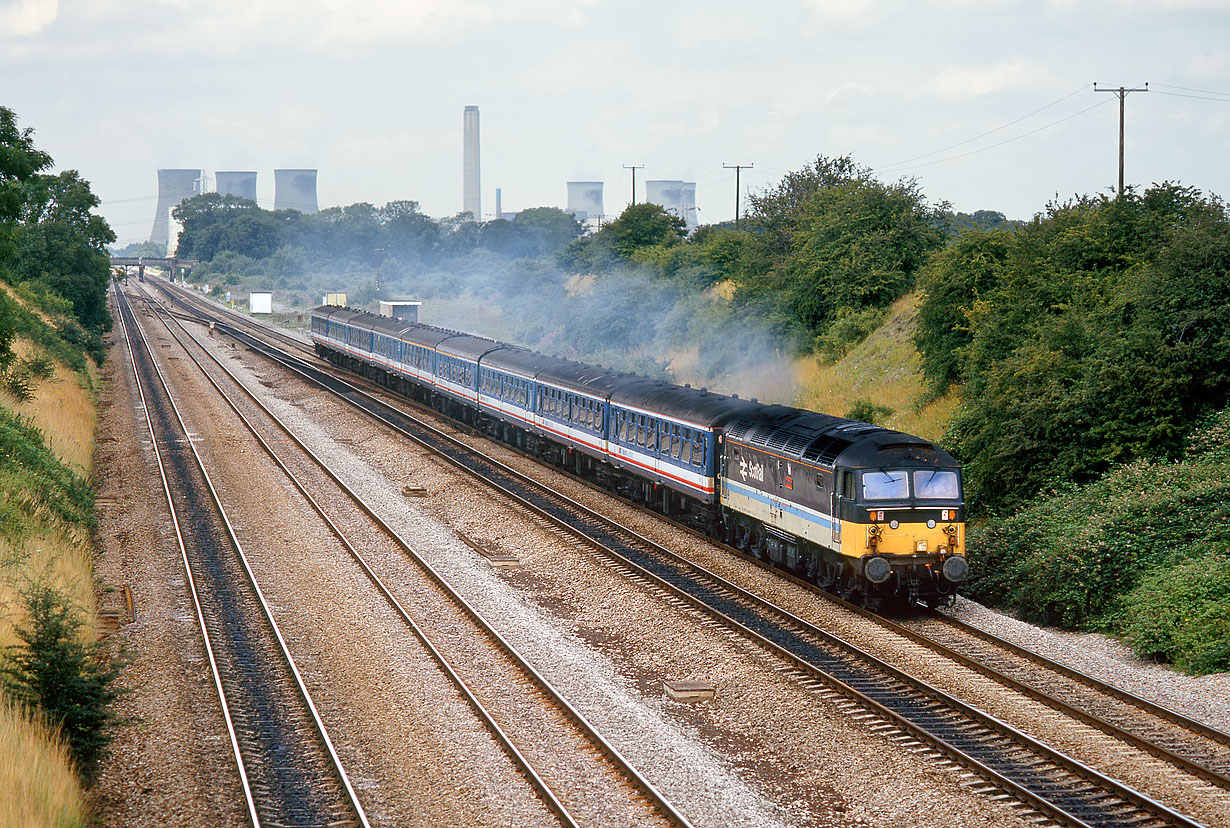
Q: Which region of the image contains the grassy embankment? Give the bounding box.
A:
[795,292,957,442]
[1,286,97,827]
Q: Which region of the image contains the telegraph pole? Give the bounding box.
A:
[1094,82,1148,197]
[723,163,754,228]
[622,165,644,206]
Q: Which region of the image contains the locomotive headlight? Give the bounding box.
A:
[942,555,969,583]
[915,540,928,552]
[927,519,936,529]
[864,556,892,584]
[889,520,899,530]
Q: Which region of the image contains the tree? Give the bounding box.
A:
[512,207,583,255]
[1,583,123,783]
[734,154,946,344]
[11,170,115,334]
[939,184,1230,513]
[561,203,685,272]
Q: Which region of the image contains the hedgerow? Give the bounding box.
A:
[964,408,1230,672]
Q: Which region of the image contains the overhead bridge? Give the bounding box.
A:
[110,257,199,281]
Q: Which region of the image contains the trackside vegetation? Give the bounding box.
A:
[2,105,118,823]
[965,410,1230,673]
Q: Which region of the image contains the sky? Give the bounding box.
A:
[3,0,1229,247]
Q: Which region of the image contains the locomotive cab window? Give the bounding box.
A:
[914,469,960,499]
[862,470,909,500]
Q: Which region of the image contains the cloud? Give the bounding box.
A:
[1189,50,1230,77]
[151,0,583,46]
[805,0,876,21]
[934,58,1041,99]
[0,0,58,37]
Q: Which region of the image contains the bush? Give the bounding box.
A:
[964,409,1230,672]
[847,399,894,425]
[1,583,122,782]
[815,305,888,363]
[1123,555,1230,674]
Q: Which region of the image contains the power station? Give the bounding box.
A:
[215,171,258,203]
[646,179,698,231]
[274,169,319,213]
[463,105,481,221]
[150,169,201,248]
[566,181,604,228]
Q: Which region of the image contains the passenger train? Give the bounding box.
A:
[311,305,968,608]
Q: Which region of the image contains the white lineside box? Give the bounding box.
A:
[250,291,273,314]
[323,293,347,307]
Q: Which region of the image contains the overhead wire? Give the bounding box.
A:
[876,97,1113,175]
[880,84,1091,169]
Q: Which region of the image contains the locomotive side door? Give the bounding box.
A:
[832,469,851,544]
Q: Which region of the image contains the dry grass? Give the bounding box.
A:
[9,340,96,476]
[794,292,959,442]
[0,533,98,653]
[0,330,98,822]
[0,699,87,828]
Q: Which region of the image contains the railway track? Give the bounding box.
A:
[136,285,692,828]
[147,278,1217,828]
[114,285,370,828]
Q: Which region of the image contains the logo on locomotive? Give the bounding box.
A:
[738,454,765,483]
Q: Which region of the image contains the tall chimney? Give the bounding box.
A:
[274,168,318,213]
[463,105,481,221]
[495,187,503,220]
[150,168,201,248]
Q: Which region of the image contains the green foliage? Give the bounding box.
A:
[0,407,94,542]
[10,170,115,334]
[561,203,686,272]
[1123,555,1230,674]
[921,185,1230,513]
[1,583,122,782]
[914,229,1011,391]
[2,107,114,346]
[965,409,1230,672]
[816,305,889,363]
[733,154,947,346]
[846,399,894,424]
[0,284,93,375]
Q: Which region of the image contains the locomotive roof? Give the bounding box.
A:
[726,407,958,468]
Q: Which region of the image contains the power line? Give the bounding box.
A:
[877,98,1111,174]
[622,164,643,205]
[722,163,753,228]
[1094,82,1149,197]
[1153,90,1230,102]
[1153,82,1230,97]
[883,84,1090,169]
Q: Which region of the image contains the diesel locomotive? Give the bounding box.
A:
[310,305,967,608]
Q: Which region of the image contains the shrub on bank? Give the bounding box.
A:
[964,409,1230,673]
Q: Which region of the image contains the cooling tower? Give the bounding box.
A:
[463,105,481,221]
[680,182,697,231]
[566,181,604,226]
[150,168,201,248]
[645,179,684,221]
[215,170,258,203]
[274,168,318,213]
